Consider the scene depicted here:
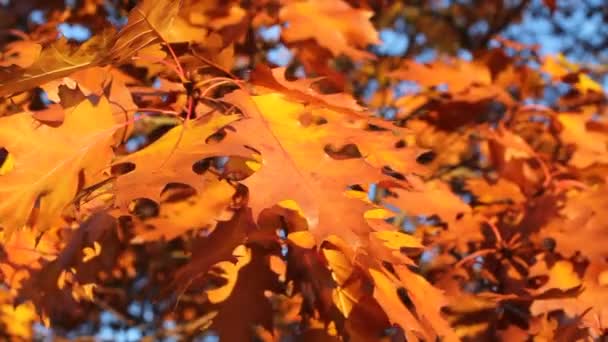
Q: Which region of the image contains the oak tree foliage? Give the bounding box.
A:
[0,0,606,340]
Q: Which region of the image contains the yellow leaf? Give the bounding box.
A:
[323,248,352,285]
[207,245,252,304]
[245,159,262,171]
[279,199,305,217]
[575,74,603,94]
[82,241,102,263]
[541,54,572,80]
[372,231,424,250]
[0,153,13,175]
[327,321,338,336]
[287,231,316,249]
[323,247,361,318]
[0,302,36,338]
[71,282,97,302]
[546,261,581,290]
[331,280,361,318]
[364,208,394,220]
[57,269,68,290]
[343,189,370,201]
[82,283,96,301]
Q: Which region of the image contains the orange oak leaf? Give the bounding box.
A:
[0,34,113,97]
[0,0,182,97]
[530,260,608,335]
[0,97,116,236]
[107,0,182,63]
[382,178,471,229]
[0,40,42,69]
[390,59,492,94]
[40,67,138,141]
[0,0,605,339]
[170,208,259,294]
[113,113,244,209]
[130,176,236,242]
[558,112,608,168]
[466,178,526,205]
[223,90,390,246]
[206,246,281,341]
[16,212,120,323]
[0,228,61,292]
[322,247,364,318]
[251,65,364,113]
[393,265,460,342]
[279,0,380,60]
[540,184,608,269]
[369,267,432,341]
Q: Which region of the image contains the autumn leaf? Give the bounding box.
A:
[574,74,603,94]
[287,231,316,249]
[466,178,525,205]
[394,265,460,342]
[81,241,101,263]
[15,212,119,323]
[107,0,182,63]
[0,97,116,236]
[279,0,380,60]
[371,230,423,250]
[0,40,42,69]
[0,0,182,97]
[390,59,492,94]
[251,65,365,113]
[541,54,577,80]
[558,111,608,168]
[205,246,281,341]
[171,208,258,294]
[130,175,236,242]
[0,34,113,97]
[382,178,471,229]
[224,90,387,246]
[322,247,361,318]
[113,113,244,209]
[369,267,430,340]
[0,0,605,340]
[0,301,37,339]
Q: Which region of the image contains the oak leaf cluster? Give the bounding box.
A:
[0,0,606,341]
